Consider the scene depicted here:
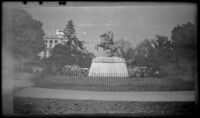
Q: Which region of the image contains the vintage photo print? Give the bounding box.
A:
[2,2,197,116]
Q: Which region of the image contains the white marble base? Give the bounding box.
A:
[88,56,129,77]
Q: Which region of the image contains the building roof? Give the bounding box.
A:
[43,35,68,39]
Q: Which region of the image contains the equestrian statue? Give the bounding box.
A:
[95,31,125,57]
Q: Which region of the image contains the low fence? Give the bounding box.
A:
[31,73,195,91]
[14,65,33,73]
[14,65,195,91]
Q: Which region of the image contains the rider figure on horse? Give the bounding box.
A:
[95,31,123,57]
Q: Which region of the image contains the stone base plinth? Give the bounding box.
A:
[88,56,129,77]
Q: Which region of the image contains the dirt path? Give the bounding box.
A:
[14,87,195,101]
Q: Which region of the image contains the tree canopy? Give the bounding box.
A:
[44,20,95,73]
[3,7,45,64]
[63,20,84,51]
[126,22,197,81]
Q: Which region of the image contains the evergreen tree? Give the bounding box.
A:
[45,20,95,73]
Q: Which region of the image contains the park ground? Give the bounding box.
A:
[12,73,196,115]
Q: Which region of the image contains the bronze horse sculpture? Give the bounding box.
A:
[95,32,124,57]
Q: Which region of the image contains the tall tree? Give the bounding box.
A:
[171,22,196,62]
[170,22,197,81]
[45,20,95,73]
[3,7,45,64]
[134,39,155,67]
[63,20,84,51]
[126,22,196,80]
[125,47,136,66]
[151,35,173,70]
[44,44,74,73]
[132,36,172,75]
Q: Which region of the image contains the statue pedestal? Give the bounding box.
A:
[88,56,129,77]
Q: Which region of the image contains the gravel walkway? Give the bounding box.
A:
[14,87,195,101]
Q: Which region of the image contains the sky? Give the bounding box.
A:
[4,2,196,56]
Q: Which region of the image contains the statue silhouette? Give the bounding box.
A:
[95,32,123,57]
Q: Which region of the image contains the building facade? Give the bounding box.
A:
[38,30,68,59]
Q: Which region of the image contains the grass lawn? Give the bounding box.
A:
[14,96,196,115]
[31,75,195,91]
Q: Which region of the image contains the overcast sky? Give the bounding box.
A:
[4,2,196,56]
